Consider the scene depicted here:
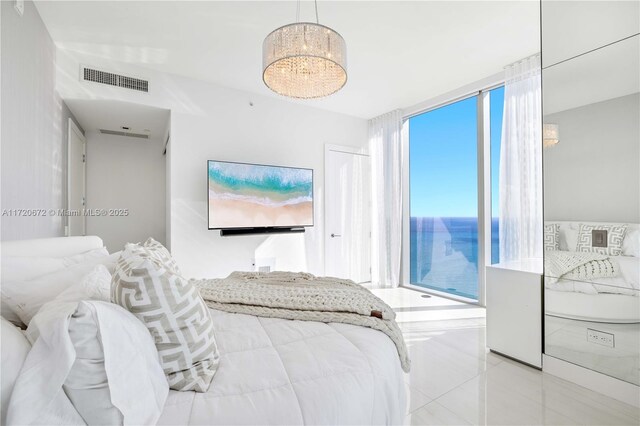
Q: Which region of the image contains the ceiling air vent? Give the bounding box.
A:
[99,129,149,139]
[82,66,149,93]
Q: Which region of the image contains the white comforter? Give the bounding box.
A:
[158,308,407,425]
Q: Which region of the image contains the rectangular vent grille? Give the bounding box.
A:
[99,129,149,139]
[83,67,149,93]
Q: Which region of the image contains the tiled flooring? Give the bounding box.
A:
[370,287,640,425]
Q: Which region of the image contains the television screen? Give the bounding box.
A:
[208,160,314,229]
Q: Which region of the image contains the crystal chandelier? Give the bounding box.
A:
[262,0,347,99]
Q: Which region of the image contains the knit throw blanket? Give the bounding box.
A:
[545,250,618,285]
[194,271,410,372]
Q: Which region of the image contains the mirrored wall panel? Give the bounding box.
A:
[542,0,640,385]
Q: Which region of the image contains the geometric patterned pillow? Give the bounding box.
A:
[112,243,219,392]
[143,237,182,275]
[576,224,627,256]
[544,223,560,251]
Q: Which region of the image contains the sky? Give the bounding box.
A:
[409,86,504,218]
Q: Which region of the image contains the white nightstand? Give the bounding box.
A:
[486,258,543,368]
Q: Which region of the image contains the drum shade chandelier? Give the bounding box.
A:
[262,0,347,99]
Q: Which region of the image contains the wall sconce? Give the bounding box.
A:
[543,123,559,148]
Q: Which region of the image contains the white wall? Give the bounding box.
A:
[86,132,166,252]
[1,0,84,241]
[56,50,368,278]
[544,93,640,223]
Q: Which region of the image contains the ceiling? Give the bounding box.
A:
[36,1,540,119]
[67,99,170,140]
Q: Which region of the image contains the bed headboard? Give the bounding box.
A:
[1,236,104,258]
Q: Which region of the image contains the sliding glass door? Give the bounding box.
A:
[409,96,479,299]
[408,86,504,301]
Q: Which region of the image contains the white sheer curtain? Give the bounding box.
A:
[499,54,543,262]
[369,110,404,288]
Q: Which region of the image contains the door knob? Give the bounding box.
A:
[331,233,342,238]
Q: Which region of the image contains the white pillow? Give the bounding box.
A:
[0,247,111,327]
[2,261,113,326]
[1,318,31,425]
[1,247,109,282]
[8,300,168,425]
[558,223,579,252]
[622,229,640,257]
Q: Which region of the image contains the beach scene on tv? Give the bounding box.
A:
[208,161,313,229]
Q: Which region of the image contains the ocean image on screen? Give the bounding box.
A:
[208,161,313,229]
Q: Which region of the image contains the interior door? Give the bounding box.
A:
[325,147,371,282]
[68,119,86,236]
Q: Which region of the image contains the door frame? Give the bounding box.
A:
[323,144,370,279]
[67,118,86,236]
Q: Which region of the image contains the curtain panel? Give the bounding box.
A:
[369,110,404,288]
[499,54,543,262]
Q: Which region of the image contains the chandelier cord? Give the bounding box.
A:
[296,0,319,24]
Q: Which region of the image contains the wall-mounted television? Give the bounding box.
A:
[208,160,314,231]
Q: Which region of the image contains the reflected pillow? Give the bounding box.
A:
[576,224,627,256]
[622,229,640,257]
[544,224,560,251]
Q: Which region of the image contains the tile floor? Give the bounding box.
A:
[370,287,640,425]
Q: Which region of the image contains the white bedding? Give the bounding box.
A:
[158,308,407,425]
[1,236,407,425]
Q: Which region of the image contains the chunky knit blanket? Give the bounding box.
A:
[545,250,618,285]
[194,271,410,372]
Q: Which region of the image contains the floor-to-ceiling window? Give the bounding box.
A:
[408,86,504,301]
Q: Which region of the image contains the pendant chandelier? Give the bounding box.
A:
[262,0,347,99]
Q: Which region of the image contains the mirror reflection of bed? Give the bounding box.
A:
[542,2,639,387]
[544,222,640,385]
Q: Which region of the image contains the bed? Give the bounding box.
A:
[544,221,639,323]
[543,221,640,385]
[1,236,407,425]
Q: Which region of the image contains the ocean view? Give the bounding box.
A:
[410,217,499,299]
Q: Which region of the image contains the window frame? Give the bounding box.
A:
[401,81,504,306]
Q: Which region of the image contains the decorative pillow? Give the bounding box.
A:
[9,300,168,426]
[544,224,560,251]
[112,242,219,392]
[1,260,114,326]
[576,224,627,256]
[1,318,31,425]
[141,237,181,275]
